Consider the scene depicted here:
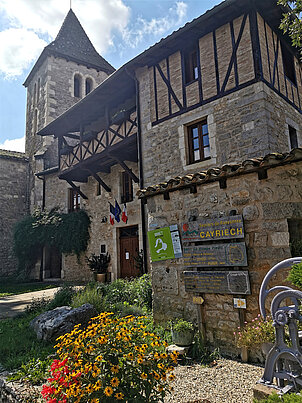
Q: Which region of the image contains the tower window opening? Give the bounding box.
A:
[74,74,82,98]
[85,78,93,95]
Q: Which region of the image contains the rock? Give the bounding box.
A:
[30,303,97,341]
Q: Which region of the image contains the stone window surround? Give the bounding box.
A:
[178,107,217,172]
[285,117,301,150]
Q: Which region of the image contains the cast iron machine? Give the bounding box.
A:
[258,257,302,394]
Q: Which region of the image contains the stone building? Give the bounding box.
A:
[2,0,302,352]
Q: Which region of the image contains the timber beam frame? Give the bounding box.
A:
[86,169,111,193]
[109,154,139,183]
[66,180,88,200]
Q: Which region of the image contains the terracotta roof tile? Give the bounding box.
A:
[137,148,302,198]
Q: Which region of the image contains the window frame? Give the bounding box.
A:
[183,46,199,85]
[187,119,211,165]
[74,74,82,98]
[68,188,81,212]
[289,125,298,149]
[281,41,297,86]
[85,78,93,95]
[121,171,133,203]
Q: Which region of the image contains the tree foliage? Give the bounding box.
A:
[14,208,91,274]
[278,0,302,56]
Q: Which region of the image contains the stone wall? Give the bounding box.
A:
[44,161,142,282]
[144,159,302,355]
[137,75,302,188]
[0,151,28,277]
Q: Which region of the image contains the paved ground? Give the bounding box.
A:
[0,287,60,319]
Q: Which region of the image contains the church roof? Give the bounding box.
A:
[24,9,115,87]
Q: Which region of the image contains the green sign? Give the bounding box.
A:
[148,227,176,262]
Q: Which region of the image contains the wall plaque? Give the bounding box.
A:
[148,225,182,262]
[183,271,250,295]
[183,242,247,267]
[181,215,244,242]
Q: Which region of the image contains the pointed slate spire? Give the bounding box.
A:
[47,9,114,74]
[24,9,114,86]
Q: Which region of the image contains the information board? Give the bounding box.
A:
[181,215,244,242]
[148,225,182,262]
[183,271,250,295]
[183,242,247,267]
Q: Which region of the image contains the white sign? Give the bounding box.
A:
[125,252,130,260]
[233,298,246,309]
[169,224,182,258]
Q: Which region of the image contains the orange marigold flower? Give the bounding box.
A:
[104,386,114,397]
[111,365,119,374]
[110,377,120,387]
[115,392,124,400]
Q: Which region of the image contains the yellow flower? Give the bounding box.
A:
[141,372,148,380]
[158,385,164,392]
[86,384,94,394]
[111,365,119,373]
[127,352,134,360]
[153,372,160,380]
[110,377,120,387]
[168,374,176,382]
[115,392,124,400]
[137,357,143,364]
[104,386,114,397]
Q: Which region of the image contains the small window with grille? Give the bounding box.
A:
[121,172,133,203]
[187,119,211,164]
[68,188,81,212]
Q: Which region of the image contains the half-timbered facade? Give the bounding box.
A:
[25,0,302,353]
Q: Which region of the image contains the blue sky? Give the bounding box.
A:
[0,0,221,152]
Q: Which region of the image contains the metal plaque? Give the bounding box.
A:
[183,271,250,295]
[183,242,247,267]
[181,215,244,242]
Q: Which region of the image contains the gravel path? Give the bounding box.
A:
[165,358,264,403]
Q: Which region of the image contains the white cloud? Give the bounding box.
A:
[0,0,130,79]
[122,1,188,48]
[0,136,25,152]
[0,28,46,78]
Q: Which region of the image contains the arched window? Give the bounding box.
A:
[34,83,37,105]
[33,109,38,133]
[37,78,40,102]
[85,78,93,95]
[74,74,82,98]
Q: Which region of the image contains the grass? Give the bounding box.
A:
[0,311,55,370]
[0,282,59,297]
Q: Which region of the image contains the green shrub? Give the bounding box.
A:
[111,301,146,317]
[234,314,275,348]
[287,262,302,289]
[47,284,77,310]
[171,318,194,332]
[255,392,302,402]
[8,357,53,385]
[71,283,105,313]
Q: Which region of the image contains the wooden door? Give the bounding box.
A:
[120,226,139,278]
[44,245,62,279]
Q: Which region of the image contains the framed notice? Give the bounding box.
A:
[148,225,182,262]
[181,215,244,242]
[183,271,250,295]
[183,242,247,267]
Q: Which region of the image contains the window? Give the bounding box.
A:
[96,182,101,196]
[33,109,38,134]
[184,47,199,84]
[281,41,297,86]
[121,172,133,203]
[74,74,82,98]
[68,188,81,212]
[187,120,211,164]
[34,83,37,105]
[37,78,40,102]
[85,78,93,95]
[289,125,298,149]
[288,219,302,257]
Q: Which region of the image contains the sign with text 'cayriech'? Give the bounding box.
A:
[181,215,244,242]
[183,271,250,295]
[183,242,247,267]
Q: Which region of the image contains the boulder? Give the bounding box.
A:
[30,303,97,341]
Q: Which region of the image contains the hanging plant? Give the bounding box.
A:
[14,207,91,274]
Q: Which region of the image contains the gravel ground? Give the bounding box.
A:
[165,358,264,403]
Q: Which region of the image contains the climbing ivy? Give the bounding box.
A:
[14,208,91,273]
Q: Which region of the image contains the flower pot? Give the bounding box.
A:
[96,273,106,283]
[171,329,194,346]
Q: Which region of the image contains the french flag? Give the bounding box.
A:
[122,203,128,223]
[109,202,115,225]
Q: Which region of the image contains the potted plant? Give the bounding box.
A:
[171,318,195,346]
[86,252,110,282]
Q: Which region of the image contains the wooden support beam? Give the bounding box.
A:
[89,171,111,193]
[66,180,88,199]
[110,156,139,183]
[63,133,80,140]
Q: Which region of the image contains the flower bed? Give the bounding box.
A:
[42,313,178,402]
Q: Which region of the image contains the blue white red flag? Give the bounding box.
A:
[115,200,122,223]
[109,202,115,225]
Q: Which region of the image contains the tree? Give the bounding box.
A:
[278,0,302,56]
